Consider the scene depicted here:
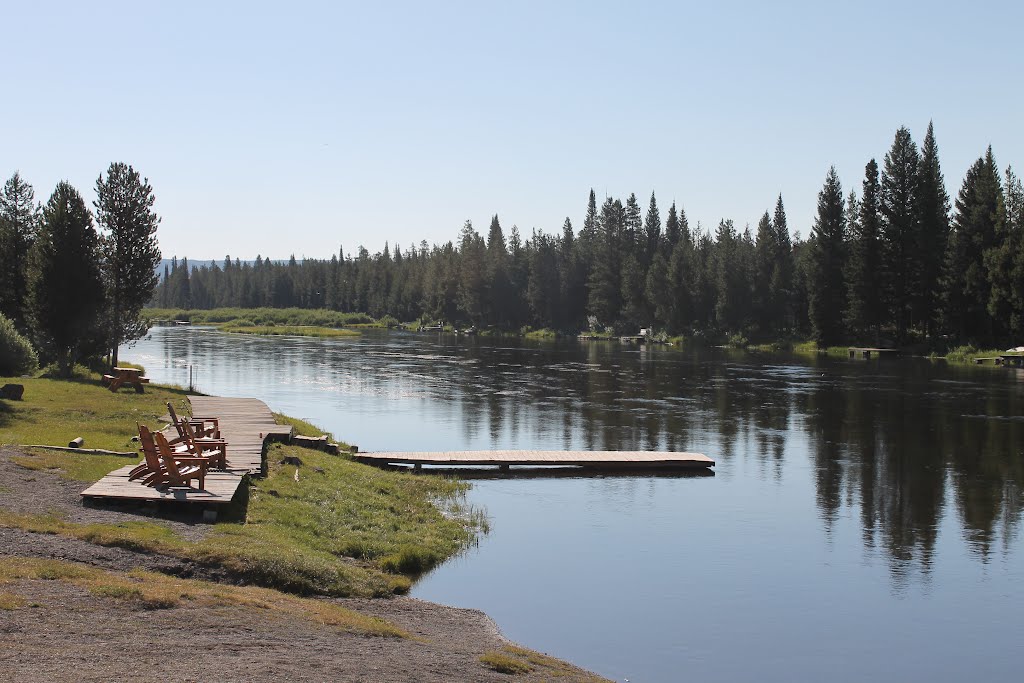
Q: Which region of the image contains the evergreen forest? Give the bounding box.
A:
[154,124,1024,348]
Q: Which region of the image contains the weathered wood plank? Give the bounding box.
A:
[355,450,714,469]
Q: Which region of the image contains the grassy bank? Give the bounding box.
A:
[0,374,486,597]
[219,323,361,338]
[146,307,377,327]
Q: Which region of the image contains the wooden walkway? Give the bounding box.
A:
[848,347,900,359]
[355,450,714,470]
[80,397,292,506]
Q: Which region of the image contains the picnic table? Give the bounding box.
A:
[102,367,151,393]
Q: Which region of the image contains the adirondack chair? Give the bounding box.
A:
[154,431,208,490]
[129,424,169,485]
[179,419,229,469]
[166,402,220,440]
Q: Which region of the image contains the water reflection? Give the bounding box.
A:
[129,327,1024,586]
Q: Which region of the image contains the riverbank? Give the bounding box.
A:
[0,374,608,681]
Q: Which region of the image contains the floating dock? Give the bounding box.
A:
[848,347,900,359]
[354,450,714,470]
[80,397,292,506]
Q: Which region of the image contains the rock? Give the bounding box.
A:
[280,455,303,467]
[0,384,24,400]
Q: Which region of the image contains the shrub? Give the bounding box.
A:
[0,313,38,376]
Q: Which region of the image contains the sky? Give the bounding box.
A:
[2,0,1022,260]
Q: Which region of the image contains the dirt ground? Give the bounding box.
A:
[0,447,607,682]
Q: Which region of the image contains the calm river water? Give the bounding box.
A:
[124,326,1024,683]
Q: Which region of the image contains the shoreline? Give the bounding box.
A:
[0,377,609,681]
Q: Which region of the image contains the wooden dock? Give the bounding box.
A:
[848,347,900,359]
[80,397,292,506]
[354,450,714,470]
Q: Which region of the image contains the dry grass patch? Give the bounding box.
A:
[480,651,532,675]
[0,557,407,636]
[0,590,26,610]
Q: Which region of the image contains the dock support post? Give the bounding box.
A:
[499,464,510,472]
[414,463,422,471]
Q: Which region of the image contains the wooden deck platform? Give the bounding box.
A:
[849,347,900,359]
[354,450,715,470]
[80,397,292,506]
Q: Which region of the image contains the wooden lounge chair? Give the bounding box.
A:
[129,425,169,485]
[178,419,229,469]
[166,402,220,439]
[153,431,208,490]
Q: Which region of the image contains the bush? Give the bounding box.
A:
[0,314,38,376]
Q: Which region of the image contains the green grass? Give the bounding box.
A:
[0,377,486,598]
[146,307,376,327]
[0,374,192,452]
[218,324,361,338]
[522,328,559,340]
[935,345,1016,364]
[792,341,850,357]
[197,444,485,595]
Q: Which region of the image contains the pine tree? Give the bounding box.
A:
[624,193,642,255]
[1005,170,1024,334]
[916,122,951,338]
[663,202,680,256]
[28,182,106,375]
[587,197,624,328]
[754,210,775,334]
[457,220,486,323]
[770,195,794,329]
[808,167,847,345]
[985,167,1021,334]
[845,159,885,340]
[944,148,1004,342]
[93,162,162,367]
[0,172,41,333]
[485,214,509,326]
[713,219,745,331]
[880,126,921,341]
[643,192,661,266]
[645,251,670,327]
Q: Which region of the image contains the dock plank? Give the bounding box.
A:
[355,450,714,469]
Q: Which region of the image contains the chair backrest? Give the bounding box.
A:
[153,431,185,477]
[180,419,201,452]
[166,402,188,439]
[137,424,163,471]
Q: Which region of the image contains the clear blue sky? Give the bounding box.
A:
[2,0,1022,260]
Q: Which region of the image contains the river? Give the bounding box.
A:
[123,326,1024,683]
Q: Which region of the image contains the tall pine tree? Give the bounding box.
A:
[943,148,1004,342]
[880,126,921,341]
[93,162,162,367]
[916,122,951,338]
[808,168,847,345]
[845,159,885,340]
[29,182,106,375]
[0,172,40,333]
